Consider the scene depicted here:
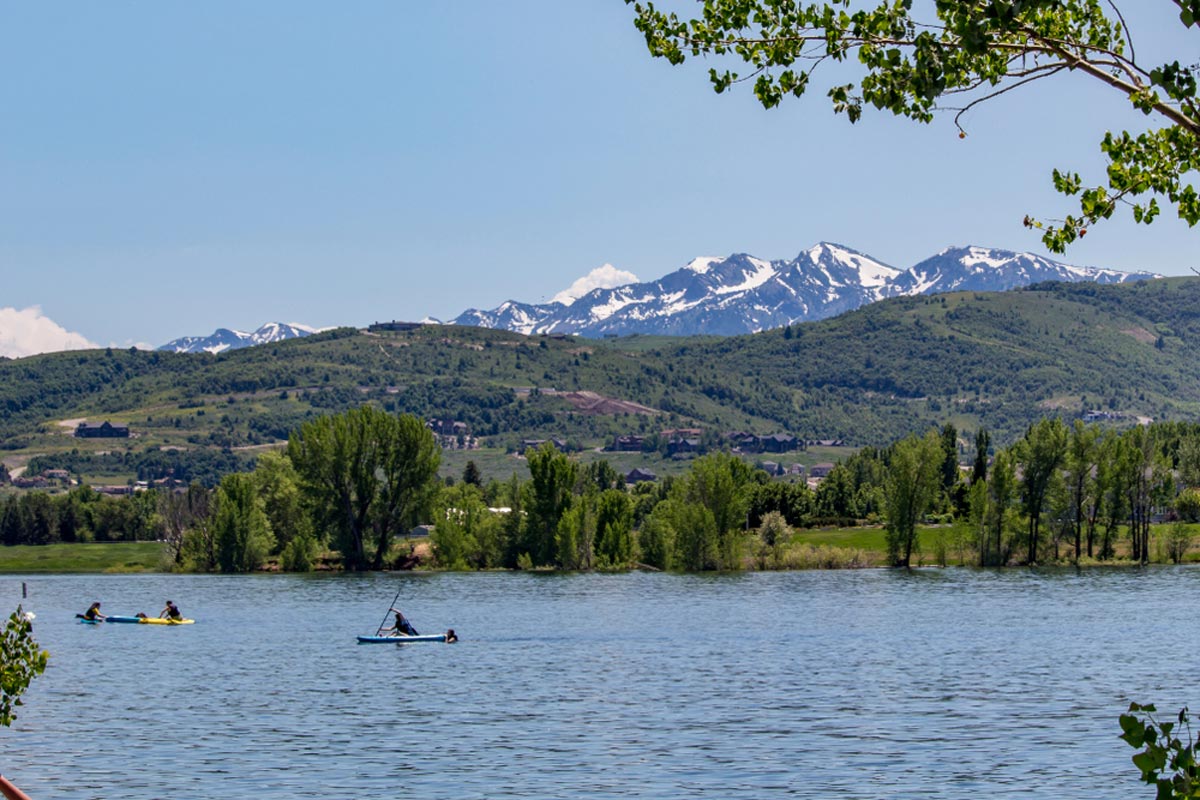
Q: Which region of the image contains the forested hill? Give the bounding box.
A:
[1,278,1197,459]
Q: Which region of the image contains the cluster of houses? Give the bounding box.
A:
[609,429,841,456]
[10,469,72,490]
[3,466,183,495]
[606,427,842,488]
[621,461,836,487]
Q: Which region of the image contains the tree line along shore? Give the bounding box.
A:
[2,406,1199,573]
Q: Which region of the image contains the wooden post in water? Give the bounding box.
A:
[21,582,26,599]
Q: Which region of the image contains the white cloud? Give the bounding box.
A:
[0,306,99,358]
[551,263,639,306]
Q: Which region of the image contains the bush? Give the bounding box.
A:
[1164,523,1193,565]
[780,544,871,569]
[281,533,316,572]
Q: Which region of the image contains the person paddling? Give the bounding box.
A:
[81,602,106,621]
[382,608,419,637]
[160,600,182,621]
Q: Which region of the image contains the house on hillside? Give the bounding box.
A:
[610,434,646,452]
[625,468,657,483]
[760,433,800,453]
[75,421,130,439]
[12,476,49,489]
[368,320,422,333]
[726,431,760,451]
[809,463,836,479]
[661,428,702,439]
[666,437,700,457]
[521,438,568,453]
[427,419,470,436]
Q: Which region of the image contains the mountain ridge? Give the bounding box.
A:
[159,322,320,354]
[448,243,1157,337]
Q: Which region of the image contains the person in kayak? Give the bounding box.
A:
[382,608,419,636]
[82,602,106,621]
[160,600,182,621]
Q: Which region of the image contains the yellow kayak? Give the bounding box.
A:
[138,617,194,625]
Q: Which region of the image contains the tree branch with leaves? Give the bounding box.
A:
[1,607,47,728]
[624,0,1200,251]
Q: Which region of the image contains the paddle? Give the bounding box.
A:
[374,584,405,636]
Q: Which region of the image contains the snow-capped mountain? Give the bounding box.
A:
[158,322,318,354]
[889,245,1149,295]
[450,243,903,336]
[450,301,558,336]
[448,243,1158,338]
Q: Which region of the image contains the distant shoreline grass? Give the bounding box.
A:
[2,523,1193,574]
[0,542,165,573]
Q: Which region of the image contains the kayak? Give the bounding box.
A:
[104,615,144,624]
[78,617,103,625]
[139,617,194,625]
[357,634,447,644]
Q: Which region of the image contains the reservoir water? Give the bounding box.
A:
[2,568,1196,798]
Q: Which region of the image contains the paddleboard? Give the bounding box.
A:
[139,617,194,625]
[357,634,447,644]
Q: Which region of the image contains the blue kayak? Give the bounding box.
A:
[78,617,103,625]
[357,634,448,644]
[105,615,144,624]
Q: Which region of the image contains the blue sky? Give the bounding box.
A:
[1,2,1196,354]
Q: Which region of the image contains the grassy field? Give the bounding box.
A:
[786,522,1200,567]
[3,521,1196,574]
[0,542,165,573]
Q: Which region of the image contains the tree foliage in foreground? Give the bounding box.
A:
[1121,702,1200,799]
[0,607,47,727]
[625,0,1200,250]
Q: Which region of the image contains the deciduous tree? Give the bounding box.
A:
[1015,417,1069,564]
[884,430,944,567]
[213,473,274,573]
[288,406,441,570]
[524,443,578,567]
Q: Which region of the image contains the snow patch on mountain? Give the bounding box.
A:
[158,322,319,354]
[685,256,722,275]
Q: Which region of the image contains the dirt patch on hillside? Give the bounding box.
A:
[1121,327,1157,345]
[555,391,659,416]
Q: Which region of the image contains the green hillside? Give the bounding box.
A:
[2,278,1198,485]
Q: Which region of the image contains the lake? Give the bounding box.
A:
[2,568,1196,798]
